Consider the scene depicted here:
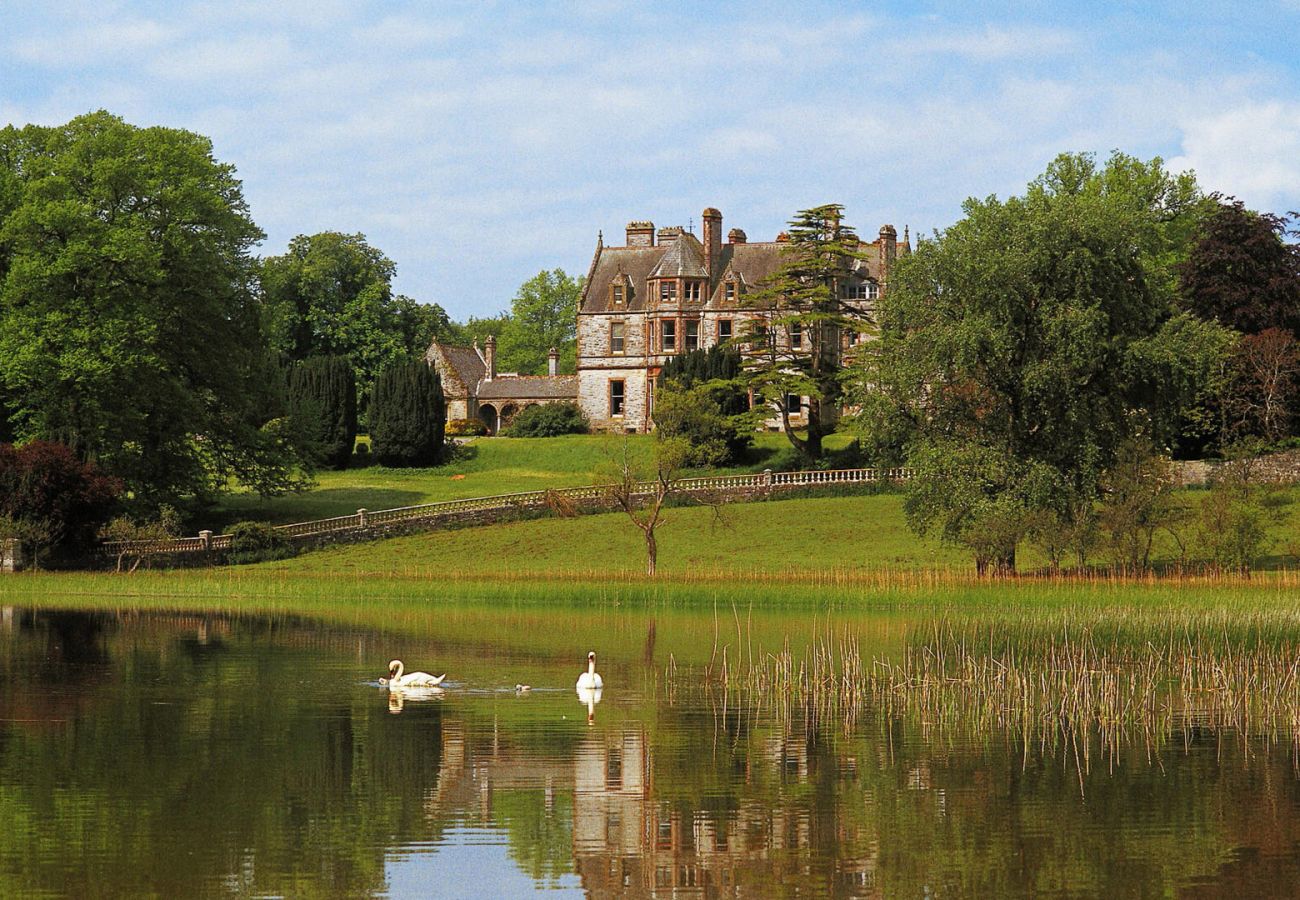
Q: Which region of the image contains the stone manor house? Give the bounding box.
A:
[426,206,909,434]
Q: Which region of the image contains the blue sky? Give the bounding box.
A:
[3,1,1299,320]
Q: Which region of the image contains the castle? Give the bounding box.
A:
[428,206,908,434]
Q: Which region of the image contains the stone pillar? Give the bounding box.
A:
[763,468,774,492]
[199,530,212,551]
[357,508,368,527]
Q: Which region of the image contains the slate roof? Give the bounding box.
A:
[476,375,578,400]
[647,232,708,279]
[580,238,887,314]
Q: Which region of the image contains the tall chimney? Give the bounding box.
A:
[626,220,655,247]
[548,346,558,376]
[879,224,898,285]
[484,334,496,380]
[702,207,722,279]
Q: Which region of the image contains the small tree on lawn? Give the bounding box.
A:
[601,437,693,577]
[0,440,120,566]
[370,362,446,467]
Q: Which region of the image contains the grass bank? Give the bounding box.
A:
[208,432,854,530]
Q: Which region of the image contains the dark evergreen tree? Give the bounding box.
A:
[287,356,357,469]
[660,345,748,415]
[369,362,446,467]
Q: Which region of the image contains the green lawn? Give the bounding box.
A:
[208,432,853,531]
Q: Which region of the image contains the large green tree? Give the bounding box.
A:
[496,268,581,375]
[0,111,305,506]
[261,232,455,395]
[741,204,870,461]
[855,152,1233,573]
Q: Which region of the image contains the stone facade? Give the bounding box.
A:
[575,206,908,432]
[426,336,577,434]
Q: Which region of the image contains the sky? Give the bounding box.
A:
[3,0,1300,321]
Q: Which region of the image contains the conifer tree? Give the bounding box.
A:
[370,362,446,467]
[287,356,357,469]
[741,204,870,460]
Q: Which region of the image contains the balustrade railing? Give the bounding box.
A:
[98,466,912,558]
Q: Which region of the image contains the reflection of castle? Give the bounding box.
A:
[424,714,880,898]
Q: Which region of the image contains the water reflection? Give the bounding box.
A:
[2,606,1300,898]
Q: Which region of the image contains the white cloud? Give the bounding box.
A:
[11,18,175,66]
[1168,102,1300,207]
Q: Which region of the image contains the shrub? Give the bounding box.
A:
[504,402,588,437]
[227,521,295,564]
[447,418,488,437]
[370,362,447,467]
[653,380,750,466]
[0,440,121,565]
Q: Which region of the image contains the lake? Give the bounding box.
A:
[2,600,1300,898]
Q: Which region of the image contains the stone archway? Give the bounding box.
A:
[499,403,518,429]
[478,404,499,436]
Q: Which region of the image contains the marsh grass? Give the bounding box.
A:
[675,607,1300,777]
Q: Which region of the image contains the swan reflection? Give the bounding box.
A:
[386,685,445,714]
[576,686,602,724]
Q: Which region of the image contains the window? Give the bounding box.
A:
[612,283,625,305]
[610,379,625,416]
[610,321,625,354]
[786,394,802,414]
[659,280,677,303]
[647,319,656,347]
[685,320,699,351]
[724,281,736,302]
[868,280,880,300]
[718,319,733,341]
[684,281,701,302]
[661,320,676,352]
[844,280,879,300]
[790,322,803,349]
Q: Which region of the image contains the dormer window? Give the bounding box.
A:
[612,284,624,305]
[724,281,736,302]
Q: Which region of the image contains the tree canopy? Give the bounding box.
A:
[496,269,581,375]
[0,111,306,507]
[856,152,1234,572]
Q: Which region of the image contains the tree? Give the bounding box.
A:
[742,205,871,461]
[656,346,754,466]
[1196,454,1283,575]
[0,440,120,565]
[600,437,693,576]
[1178,199,1300,336]
[287,356,358,470]
[98,504,182,573]
[369,362,446,467]
[856,152,1233,573]
[497,269,581,375]
[1096,442,1188,573]
[261,233,453,411]
[0,111,305,507]
[1224,328,1300,443]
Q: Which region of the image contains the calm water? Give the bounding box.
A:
[3,603,1300,898]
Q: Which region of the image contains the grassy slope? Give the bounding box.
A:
[209,433,852,530]
[262,494,969,578]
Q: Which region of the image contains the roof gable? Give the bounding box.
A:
[648,232,707,280]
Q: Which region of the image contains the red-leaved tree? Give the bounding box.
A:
[0,441,121,565]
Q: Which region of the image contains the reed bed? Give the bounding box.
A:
[678,610,1300,770]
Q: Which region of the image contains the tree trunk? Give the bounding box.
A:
[645,528,657,577]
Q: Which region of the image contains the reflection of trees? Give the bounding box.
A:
[0,611,446,898]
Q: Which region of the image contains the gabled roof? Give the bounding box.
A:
[647,232,708,280]
[426,341,487,398]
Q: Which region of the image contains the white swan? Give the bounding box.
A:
[380,659,445,688]
[576,651,603,690]
[576,686,603,724]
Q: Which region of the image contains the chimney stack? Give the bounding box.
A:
[484,334,496,380]
[626,220,655,247]
[727,227,747,244]
[702,207,722,279]
[548,347,558,376]
[879,225,898,285]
